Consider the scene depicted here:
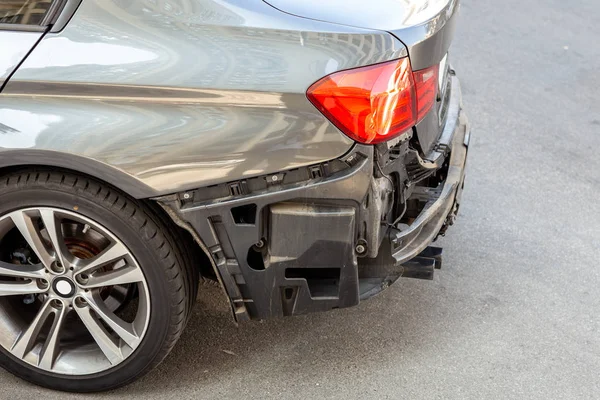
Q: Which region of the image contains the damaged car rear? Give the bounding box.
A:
[0,0,469,392]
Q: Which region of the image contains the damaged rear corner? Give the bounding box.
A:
[155,76,469,323]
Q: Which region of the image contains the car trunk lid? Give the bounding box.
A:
[262,0,453,33]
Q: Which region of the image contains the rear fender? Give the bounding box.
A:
[0,149,157,199]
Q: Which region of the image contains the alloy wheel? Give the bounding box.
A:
[0,207,150,375]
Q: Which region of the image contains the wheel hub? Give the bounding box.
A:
[52,278,76,298]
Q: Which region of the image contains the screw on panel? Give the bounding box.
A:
[355,244,367,255]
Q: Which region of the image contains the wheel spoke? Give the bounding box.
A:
[76,242,129,275]
[74,303,124,365]
[9,210,54,269]
[38,304,67,370]
[0,280,45,296]
[39,209,70,269]
[11,300,54,358]
[84,292,140,348]
[85,265,144,289]
[0,260,45,279]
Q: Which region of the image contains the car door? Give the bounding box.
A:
[0,1,68,89]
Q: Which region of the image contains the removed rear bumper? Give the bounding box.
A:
[391,81,469,265]
[158,75,470,322]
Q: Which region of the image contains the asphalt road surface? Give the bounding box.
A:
[2,0,600,398]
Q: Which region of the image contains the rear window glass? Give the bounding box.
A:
[0,0,53,25]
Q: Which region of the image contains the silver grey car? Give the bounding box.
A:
[0,0,470,392]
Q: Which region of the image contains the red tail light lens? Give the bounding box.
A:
[413,64,439,123]
[307,58,440,144]
[307,58,416,144]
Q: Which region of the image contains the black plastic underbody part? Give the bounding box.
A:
[158,145,375,321]
[158,75,469,322]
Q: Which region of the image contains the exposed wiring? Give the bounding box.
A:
[390,200,407,228]
[375,157,394,190]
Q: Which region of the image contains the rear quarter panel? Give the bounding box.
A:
[0,0,406,195]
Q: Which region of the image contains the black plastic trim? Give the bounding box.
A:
[158,146,374,321]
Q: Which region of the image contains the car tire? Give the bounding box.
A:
[0,169,198,392]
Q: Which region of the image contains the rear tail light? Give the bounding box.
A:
[307,58,439,144]
[413,64,439,123]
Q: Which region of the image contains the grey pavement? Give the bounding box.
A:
[2,0,600,398]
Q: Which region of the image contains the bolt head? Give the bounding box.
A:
[37,279,49,290]
[74,297,87,308]
[76,274,89,285]
[51,299,63,309]
[355,244,366,254]
[50,261,65,274]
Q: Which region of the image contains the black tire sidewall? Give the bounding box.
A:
[0,186,175,392]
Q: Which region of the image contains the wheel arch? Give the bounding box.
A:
[0,156,218,299]
[0,149,159,199]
